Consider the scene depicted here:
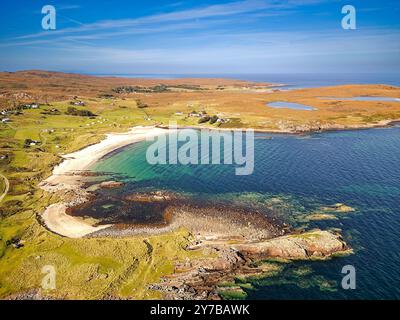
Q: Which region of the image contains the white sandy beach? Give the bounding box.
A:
[40,126,169,238]
[42,126,168,191]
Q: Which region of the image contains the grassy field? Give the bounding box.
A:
[0,71,399,299]
[0,95,203,299]
[0,97,208,299]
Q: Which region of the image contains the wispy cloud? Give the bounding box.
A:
[58,4,82,11]
[1,0,399,74]
[16,0,330,41]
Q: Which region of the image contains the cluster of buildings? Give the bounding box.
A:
[22,103,39,109]
[1,102,41,123]
[1,110,12,123]
[188,111,208,118]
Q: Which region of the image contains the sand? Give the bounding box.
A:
[42,126,168,191]
[40,126,170,238]
[41,203,112,238]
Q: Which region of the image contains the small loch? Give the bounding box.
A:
[266,101,317,111]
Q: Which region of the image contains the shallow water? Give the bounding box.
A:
[91,126,400,299]
[266,101,316,111]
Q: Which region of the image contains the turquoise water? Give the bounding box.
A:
[92,126,400,299]
[267,102,316,111]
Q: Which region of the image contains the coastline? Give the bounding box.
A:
[36,124,355,298]
[174,118,400,135]
[41,126,170,191]
[40,126,171,238]
[39,121,400,238]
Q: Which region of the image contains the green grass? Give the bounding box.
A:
[0,98,207,299]
[217,287,248,300]
[0,208,202,299]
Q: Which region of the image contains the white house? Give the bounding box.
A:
[70,100,86,106]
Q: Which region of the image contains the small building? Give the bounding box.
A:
[217,118,230,124]
[70,100,86,106]
[24,139,41,147]
[23,103,39,109]
[30,140,40,146]
[189,112,201,118]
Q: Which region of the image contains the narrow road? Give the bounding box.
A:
[0,173,10,203]
[38,130,48,149]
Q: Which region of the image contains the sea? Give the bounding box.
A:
[83,73,400,299]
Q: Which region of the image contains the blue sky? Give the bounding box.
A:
[0,0,399,74]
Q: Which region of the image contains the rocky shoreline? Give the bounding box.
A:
[77,193,350,300]
[176,118,400,135]
[150,229,349,300]
[37,125,354,299]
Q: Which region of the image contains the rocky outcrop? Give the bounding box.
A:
[232,230,347,260]
[151,229,349,299]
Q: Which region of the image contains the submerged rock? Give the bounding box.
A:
[99,181,124,189]
[303,213,338,221]
[321,203,356,214]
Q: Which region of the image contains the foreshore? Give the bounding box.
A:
[39,121,400,239]
[37,124,352,298]
[173,118,400,135]
[40,126,171,238]
[42,126,170,191]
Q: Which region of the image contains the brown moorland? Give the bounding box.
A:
[1,70,399,133]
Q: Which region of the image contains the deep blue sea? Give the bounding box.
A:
[91,125,400,300]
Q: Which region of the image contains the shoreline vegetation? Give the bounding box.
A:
[0,70,398,300]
